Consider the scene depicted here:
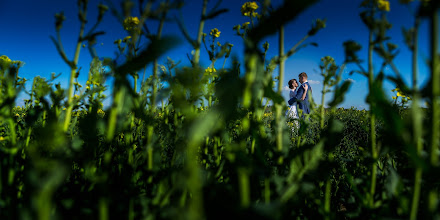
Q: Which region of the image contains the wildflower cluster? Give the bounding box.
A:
[123,16,141,33]
[209,28,221,38]
[205,67,216,75]
[97,109,105,118]
[241,2,259,17]
[263,111,273,118]
[12,106,26,122]
[0,55,12,64]
[377,0,390,11]
[0,55,24,71]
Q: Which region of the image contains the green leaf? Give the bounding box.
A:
[328,81,351,107]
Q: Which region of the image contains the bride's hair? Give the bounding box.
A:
[288,79,297,89]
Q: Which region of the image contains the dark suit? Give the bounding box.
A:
[288,82,312,114]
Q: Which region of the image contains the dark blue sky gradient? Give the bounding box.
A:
[0,0,436,108]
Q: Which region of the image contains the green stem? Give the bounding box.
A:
[42,110,47,127]
[324,179,331,219]
[134,75,138,94]
[277,26,285,94]
[410,16,423,220]
[238,168,250,208]
[8,119,16,146]
[429,1,439,170]
[276,26,285,152]
[428,6,439,214]
[130,75,138,138]
[186,142,204,220]
[222,57,227,69]
[25,127,32,148]
[146,126,153,170]
[193,0,208,66]
[63,14,86,132]
[321,80,331,216]
[99,198,108,220]
[264,178,270,204]
[411,167,422,220]
[368,26,377,209]
[320,85,326,129]
[107,86,125,141]
[128,199,134,220]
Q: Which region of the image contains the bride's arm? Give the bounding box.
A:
[301,84,308,100]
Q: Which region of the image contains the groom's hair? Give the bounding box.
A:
[299,72,308,79]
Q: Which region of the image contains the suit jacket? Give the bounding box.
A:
[288,82,312,114]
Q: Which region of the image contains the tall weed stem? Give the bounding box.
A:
[276,26,285,152]
[368,27,378,208]
[63,8,86,132]
[410,16,422,220]
[428,6,439,213]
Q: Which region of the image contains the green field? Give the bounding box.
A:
[1,0,440,219]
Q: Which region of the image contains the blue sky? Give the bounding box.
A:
[0,0,435,109]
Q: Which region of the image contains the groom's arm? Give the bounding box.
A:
[288,97,297,105]
[294,87,304,102]
[288,87,304,105]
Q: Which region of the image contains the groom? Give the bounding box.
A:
[288,72,312,115]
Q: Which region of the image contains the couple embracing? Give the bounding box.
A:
[286,72,312,119]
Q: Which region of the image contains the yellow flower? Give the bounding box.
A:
[97,109,105,117]
[124,17,139,29]
[377,0,390,11]
[123,17,141,33]
[392,96,397,100]
[0,55,12,63]
[0,55,12,69]
[396,91,403,97]
[210,28,221,38]
[15,113,20,117]
[0,137,5,141]
[122,36,132,43]
[241,2,259,17]
[205,67,217,74]
[241,22,250,30]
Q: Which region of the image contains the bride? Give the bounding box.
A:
[286,79,299,119]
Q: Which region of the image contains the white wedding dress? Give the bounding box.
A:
[286,89,299,119]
